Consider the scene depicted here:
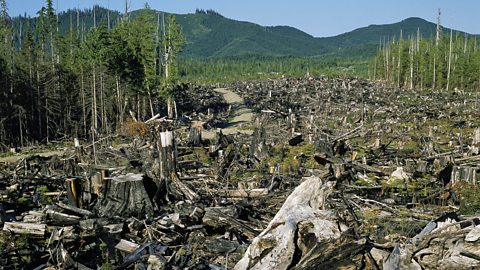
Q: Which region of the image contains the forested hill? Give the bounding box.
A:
[11,7,477,59]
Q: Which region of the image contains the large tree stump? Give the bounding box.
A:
[96,173,153,218]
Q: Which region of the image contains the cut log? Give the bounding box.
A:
[115,239,140,253]
[235,174,354,270]
[96,173,153,218]
[57,202,93,217]
[46,210,81,225]
[3,222,46,236]
[216,188,269,198]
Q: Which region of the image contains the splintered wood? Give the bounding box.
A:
[2,77,480,269]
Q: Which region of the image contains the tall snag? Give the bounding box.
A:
[151,124,199,203]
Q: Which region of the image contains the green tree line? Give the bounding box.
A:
[370,29,480,91]
[0,1,184,147]
[178,55,368,84]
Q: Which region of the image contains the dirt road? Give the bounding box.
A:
[202,88,254,139]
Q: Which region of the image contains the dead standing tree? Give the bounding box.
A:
[151,124,199,203]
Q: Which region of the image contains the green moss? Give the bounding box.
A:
[193,147,210,164]
[455,182,480,215]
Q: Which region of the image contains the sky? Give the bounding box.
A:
[7,0,480,37]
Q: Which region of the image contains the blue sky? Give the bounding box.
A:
[7,0,480,37]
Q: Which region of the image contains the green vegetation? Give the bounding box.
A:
[454,181,480,215]
[0,1,184,147]
[2,2,479,147]
[178,56,368,84]
[261,144,320,175]
[371,28,480,91]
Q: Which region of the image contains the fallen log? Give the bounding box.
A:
[57,202,92,217]
[3,222,46,236]
[46,209,81,225]
[222,188,269,198]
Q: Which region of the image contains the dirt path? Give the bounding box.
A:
[203,88,255,139]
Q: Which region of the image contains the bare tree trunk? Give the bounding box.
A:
[148,91,154,118]
[115,74,123,129]
[397,30,402,88]
[433,54,436,90]
[446,29,453,92]
[100,74,106,134]
[409,37,414,89]
[81,67,87,137]
[36,63,42,139]
[436,9,442,47]
[385,39,389,80]
[92,65,98,132]
[46,92,49,143]
[136,93,140,121]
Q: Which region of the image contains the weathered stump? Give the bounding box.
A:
[153,129,199,202]
[187,125,202,147]
[451,166,477,185]
[96,173,153,218]
[250,126,267,161]
[65,178,82,208]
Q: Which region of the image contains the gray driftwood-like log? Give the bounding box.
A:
[235,174,356,270]
[96,173,153,218]
[57,202,93,217]
[46,209,81,225]
[3,222,46,236]
[382,216,480,270]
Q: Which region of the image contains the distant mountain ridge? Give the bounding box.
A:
[11,8,478,59]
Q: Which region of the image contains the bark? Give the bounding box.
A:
[96,173,153,218]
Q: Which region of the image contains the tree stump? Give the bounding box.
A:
[96,173,153,218]
[65,178,82,208]
[153,129,199,202]
[250,126,267,161]
[187,125,202,147]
